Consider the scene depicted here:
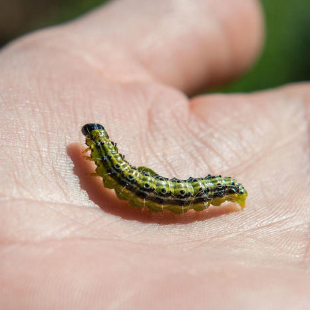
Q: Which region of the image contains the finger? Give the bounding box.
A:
[188,83,310,244]
[275,83,310,125]
[189,84,310,172]
[60,0,264,94]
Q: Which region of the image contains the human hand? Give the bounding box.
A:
[1,0,310,309]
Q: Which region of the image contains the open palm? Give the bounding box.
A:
[1,0,310,309]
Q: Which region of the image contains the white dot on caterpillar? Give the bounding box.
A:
[188,190,202,209]
[102,171,113,177]
[119,183,129,196]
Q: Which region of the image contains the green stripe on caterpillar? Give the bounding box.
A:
[81,123,248,214]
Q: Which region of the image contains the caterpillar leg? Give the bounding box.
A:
[83,156,96,161]
[87,172,98,177]
[82,147,91,153]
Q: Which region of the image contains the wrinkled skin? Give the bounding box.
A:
[1,0,310,309]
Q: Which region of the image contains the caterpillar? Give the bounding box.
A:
[81,123,248,214]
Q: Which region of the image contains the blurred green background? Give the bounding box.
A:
[0,0,309,92]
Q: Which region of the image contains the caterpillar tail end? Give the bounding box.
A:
[237,190,248,210]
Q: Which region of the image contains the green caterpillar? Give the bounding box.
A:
[82,123,248,214]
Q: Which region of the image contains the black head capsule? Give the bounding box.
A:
[81,123,105,136]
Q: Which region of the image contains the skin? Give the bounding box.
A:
[0,0,310,309]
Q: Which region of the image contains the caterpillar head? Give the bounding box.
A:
[82,123,105,136]
[81,123,109,140]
